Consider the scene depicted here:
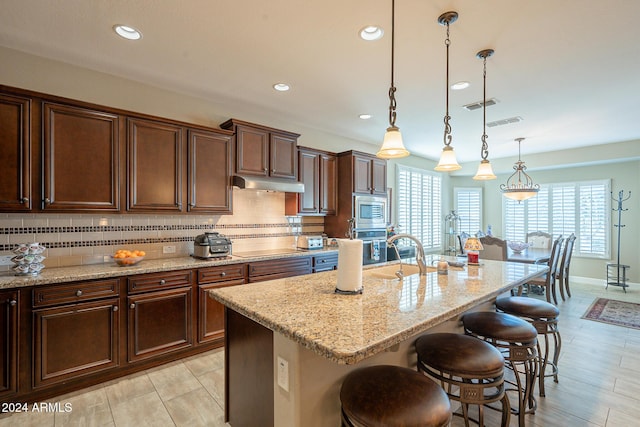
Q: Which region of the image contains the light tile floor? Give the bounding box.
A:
[2,280,640,426]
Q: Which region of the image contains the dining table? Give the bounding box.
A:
[507,246,551,264]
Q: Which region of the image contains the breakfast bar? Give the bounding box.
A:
[210,256,547,426]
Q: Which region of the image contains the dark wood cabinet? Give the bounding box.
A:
[248,257,312,282]
[127,271,193,362]
[127,117,183,212]
[32,279,120,388]
[187,129,233,213]
[351,152,387,195]
[0,290,18,398]
[43,102,120,211]
[197,264,246,344]
[220,119,299,180]
[0,94,31,212]
[285,147,337,216]
[312,252,339,273]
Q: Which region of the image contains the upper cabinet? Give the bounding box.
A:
[0,93,31,211]
[220,119,299,180]
[343,151,387,196]
[285,147,337,216]
[43,102,121,212]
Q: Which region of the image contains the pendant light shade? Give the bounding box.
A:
[501,138,539,202]
[434,11,461,172]
[377,0,409,159]
[473,49,496,180]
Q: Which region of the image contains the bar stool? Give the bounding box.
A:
[462,312,538,427]
[495,296,561,397]
[340,365,452,427]
[415,333,510,427]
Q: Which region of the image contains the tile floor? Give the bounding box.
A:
[2,279,640,426]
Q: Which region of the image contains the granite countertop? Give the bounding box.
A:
[209,255,548,365]
[0,247,338,290]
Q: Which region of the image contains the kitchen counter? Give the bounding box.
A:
[0,247,338,289]
[209,256,548,426]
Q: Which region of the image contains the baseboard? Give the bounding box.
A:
[571,275,639,287]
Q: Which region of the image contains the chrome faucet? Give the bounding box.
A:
[386,233,428,275]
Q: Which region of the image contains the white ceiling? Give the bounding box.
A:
[1,0,639,166]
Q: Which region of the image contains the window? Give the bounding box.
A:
[396,165,442,251]
[454,188,482,235]
[503,180,610,258]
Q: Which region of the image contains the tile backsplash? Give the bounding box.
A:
[0,189,324,271]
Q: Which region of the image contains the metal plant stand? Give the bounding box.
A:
[444,210,460,256]
[606,190,631,292]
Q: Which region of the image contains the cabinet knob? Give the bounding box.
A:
[264,168,268,172]
[130,303,136,309]
[76,290,83,297]
[220,272,226,277]
[21,197,29,204]
[8,299,17,307]
[44,198,51,204]
[271,169,275,173]
[189,203,196,207]
[159,279,166,285]
[177,202,183,209]
[113,305,119,312]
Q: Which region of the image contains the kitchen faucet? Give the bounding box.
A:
[386,234,428,276]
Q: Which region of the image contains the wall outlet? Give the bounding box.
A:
[277,356,289,392]
[0,255,13,266]
[163,245,176,254]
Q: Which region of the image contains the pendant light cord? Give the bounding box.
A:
[480,54,489,160]
[443,21,452,147]
[388,0,397,128]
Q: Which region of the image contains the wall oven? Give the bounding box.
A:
[354,195,388,230]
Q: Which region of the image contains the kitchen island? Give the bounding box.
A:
[209,256,547,427]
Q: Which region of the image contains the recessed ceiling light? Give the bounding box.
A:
[451,81,470,90]
[359,114,372,120]
[273,83,290,92]
[113,24,142,40]
[359,25,384,41]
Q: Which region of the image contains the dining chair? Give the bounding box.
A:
[458,231,470,255]
[526,231,552,249]
[556,233,576,300]
[479,236,508,261]
[525,235,564,304]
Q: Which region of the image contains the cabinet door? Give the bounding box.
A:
[0,290,18,398]
[371,158,387,195]
[298,149,319,213]
[33,298,119,388]
[319,153,337,215]
[353,155,372,193]
[0,94,31,211]
[187,129,232,213]
[236,125,269,177]
[43,103,120,211]
[270,132,297,180]
[127,118,183,211]
[198,279,244,344]
[127,287,192,362]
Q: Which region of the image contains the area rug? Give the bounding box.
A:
[582,298,640,330]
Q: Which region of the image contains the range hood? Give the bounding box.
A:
[232,175,305,193]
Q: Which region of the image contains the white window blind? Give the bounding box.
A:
[396,165,442,250]
[503,180,610,258]
[454,188,482,234]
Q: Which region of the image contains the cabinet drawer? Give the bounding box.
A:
[33,278,120,308]
[248,257,312,282]
[128,270,193,294]
[198,264,246,284]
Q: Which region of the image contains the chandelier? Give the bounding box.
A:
[501,137,539,202]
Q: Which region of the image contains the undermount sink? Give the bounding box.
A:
[365,264,435,279]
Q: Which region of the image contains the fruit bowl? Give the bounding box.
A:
[112,249,146,267]
[508,241,531,254]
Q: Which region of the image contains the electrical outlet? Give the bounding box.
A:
[163,245,176,254]
[0,255,13,266]
[277,356,289,392]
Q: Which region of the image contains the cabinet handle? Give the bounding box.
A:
[44,198,51,204]
[8,299,17,307]
[21,197,29,204]
[130,303,136,309]
[220,272,226,277]
[190,203,196,207]
[113,305,119,312]
[159,279,166,285]
[271,169,275,173]
[76,290,83,297]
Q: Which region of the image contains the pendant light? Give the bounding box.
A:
[377,0,410,159]
[473,49,497,180]
[501,137,540,202]
[434,11,461,172]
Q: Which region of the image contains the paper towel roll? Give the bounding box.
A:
[336,239,363,292]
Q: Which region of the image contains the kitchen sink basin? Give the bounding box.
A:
[365,264,435,279]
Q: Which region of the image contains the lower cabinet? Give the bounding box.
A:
[248,257,312,283]
[0,290,18,399]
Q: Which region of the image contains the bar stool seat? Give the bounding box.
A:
[462,312,538,427]
[416,333,510,427]
[340,365,452,427]
[496,296,561,397]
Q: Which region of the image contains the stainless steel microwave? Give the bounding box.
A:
[354,195,388,229]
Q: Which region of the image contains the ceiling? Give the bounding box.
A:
[1,0,639,167]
